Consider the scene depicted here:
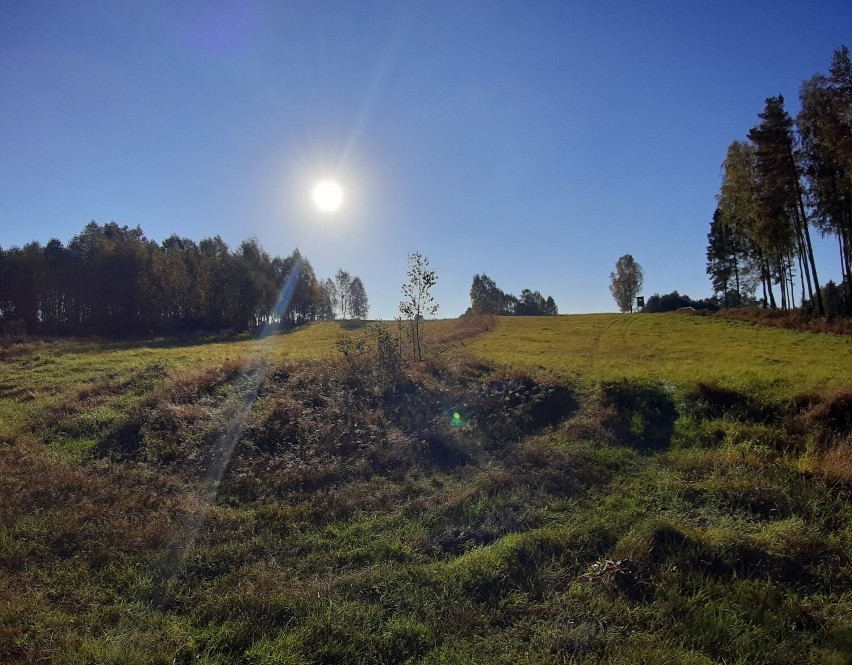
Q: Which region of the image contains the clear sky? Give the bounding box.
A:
[2,1,850,319]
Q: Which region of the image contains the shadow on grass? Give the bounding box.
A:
[64,324,315,354]
[601,379,677,452]
[338,319,369,331]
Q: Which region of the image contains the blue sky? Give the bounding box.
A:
[1,1,850,319]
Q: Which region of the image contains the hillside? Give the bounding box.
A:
[1,314,851,664]
[467,313,852,392]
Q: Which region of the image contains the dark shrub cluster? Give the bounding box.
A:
[93,357,584,503]
[464,372,579,443]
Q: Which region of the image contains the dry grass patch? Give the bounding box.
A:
[817,440,852,483]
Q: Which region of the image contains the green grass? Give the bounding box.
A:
[1,315,851,664]
[0,324,346,443]
[466,313,852,393]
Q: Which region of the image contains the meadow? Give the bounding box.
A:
[1,313,851,664]
[466,313,852,393]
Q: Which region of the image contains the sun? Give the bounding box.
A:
[312,181,343,212]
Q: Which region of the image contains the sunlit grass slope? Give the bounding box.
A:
[0,323,343,443]
[467,313,852,393]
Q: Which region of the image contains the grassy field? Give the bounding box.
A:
[466,313,852,393]
[2,314,852,664]
[0,324,345,444]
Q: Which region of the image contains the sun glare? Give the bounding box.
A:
[312,180,343,212]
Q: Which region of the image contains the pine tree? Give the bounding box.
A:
[798,46,852,312]
[349,277,369,319]
[749,95,824,314]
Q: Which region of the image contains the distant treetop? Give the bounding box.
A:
[468,273,557,316]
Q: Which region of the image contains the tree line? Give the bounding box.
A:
[0,221,368,336]
[468,273,558,316]
[708,45,852,316]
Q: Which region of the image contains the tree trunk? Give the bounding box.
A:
[842,228,852,314]
[733,255,741,306]
[796,251,806,307]
[842,194,852,312]
[766,259,778,309]
[787,143,824,315]
[788,259,796,309]
[801,218,824,315]
[777,259,787,311]
[793,221,814,306]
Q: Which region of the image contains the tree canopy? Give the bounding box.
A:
[609,255,643,313]
[710,45,851,315]
[0,221,344,336]
[468,274,557,316]
[641,291,718,313]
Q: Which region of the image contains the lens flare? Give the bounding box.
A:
[156,257,304,597]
